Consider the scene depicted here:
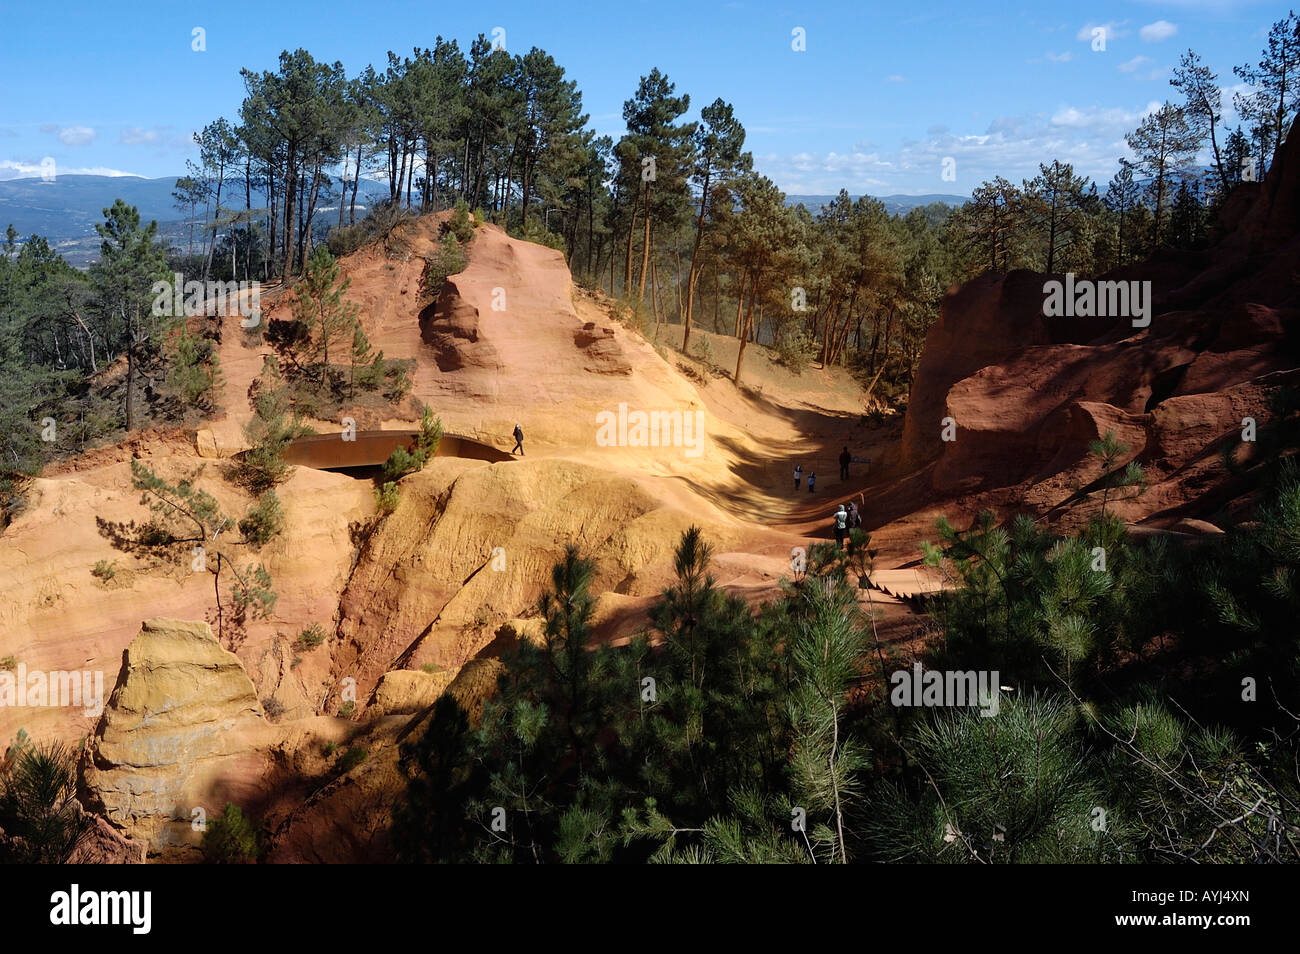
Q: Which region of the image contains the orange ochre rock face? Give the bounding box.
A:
[887,115,1300,534]
[2,212,865,860]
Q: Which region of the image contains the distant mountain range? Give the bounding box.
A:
[785,193,969,215]
[0,175,970,267]
[0,174,391,266]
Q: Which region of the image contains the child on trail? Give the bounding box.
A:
[512,423,524,456]
[839,447,851,480]
[807,472,816,494]
[794,464,803,491]
[833,504,848,549]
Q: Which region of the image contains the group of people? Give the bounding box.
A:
[515,422,863,550]
[515,422,866,549]
[793,446,859,495]
[832,501,862,548]
[793,447,866,549]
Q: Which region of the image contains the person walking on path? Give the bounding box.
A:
[847,501,860,529]
[839,447,851,480]
[833,504,848,549]
[794,464,803,491]
[512,423,525,456]
[807,472,816,494]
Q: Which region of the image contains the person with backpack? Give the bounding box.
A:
[833,504,848,549]
[512,423,524,456]
[847,501,861,529]
[807,472,816,494]
[839,446,852,480]
[794,464,803,491]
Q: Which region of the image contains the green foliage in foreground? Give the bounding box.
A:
[0,732,86,863]
[201,803,260,863]
[397,464,1300,863]
[382,406,443,482]
[396,527,883,863]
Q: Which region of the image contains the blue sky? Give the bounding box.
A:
[0,0,1288,195]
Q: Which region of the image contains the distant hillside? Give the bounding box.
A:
[786,193,968,216]
[0,174,391,265]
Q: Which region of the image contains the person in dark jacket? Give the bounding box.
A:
[512,423,524,455]
[807,472,816,494]
[839,446,851,480]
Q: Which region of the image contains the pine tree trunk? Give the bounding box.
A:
[587,181,595,277]
[125,307,136,432]
[267,168,277,282]
[673,246,684,323]
[338,151,348,229]
[205,160,225,281]
[650,257,661,329]
[638,185,652,304]
[713,271,720,330]
[734,269,747,337]
[350,143,362,224]
[303,159,323,264]
[282,153,298,279]
[734,277,757,384]
[406,147,415,207]
[243,157,252,282]
[682,163,710,353]
[623,187,638,297]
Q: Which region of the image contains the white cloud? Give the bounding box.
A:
[1046,51,1074,62]
[1118,55,1152,73]
[0,159,138,180]
[56,125,96,146]
[120,127,159,145]
[761,102,1161,195]
[1050,102,1158,130]
[1139,20,1178,42]
[884,74,905,83]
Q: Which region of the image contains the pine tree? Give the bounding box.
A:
[167,327,223,410]
[787,577,870,862]
[1168,178,1207,249]
[1233,12,1300,162]
[1104,159,1143,266]
[617,70,696,310]
[90,200,170,431]
[956,177,1025,271]
[0,735,85,863]
[348,320,371,397]
[95,461,276,646]
[1023,160,1092,272]
[1171,49,1229,192]
[683,99,750,353]
[1125,103,1200,245]
[239,357,314,493]
[866,694,1113,863]
[291,244,360,394]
